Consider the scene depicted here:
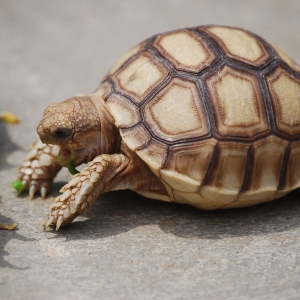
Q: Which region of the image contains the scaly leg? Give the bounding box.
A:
[42,153,129,230]
[16,139,62,198]
[42,143,169,230]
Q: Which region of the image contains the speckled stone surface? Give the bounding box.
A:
[1,1,300,299]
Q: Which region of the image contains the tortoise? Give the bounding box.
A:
[15,25,300,230]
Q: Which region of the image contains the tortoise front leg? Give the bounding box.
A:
[42,153,129,230]
[15,139,62,198]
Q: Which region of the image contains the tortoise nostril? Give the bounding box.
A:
[53,128,72,140]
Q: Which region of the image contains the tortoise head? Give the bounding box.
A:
[37,95,120,167]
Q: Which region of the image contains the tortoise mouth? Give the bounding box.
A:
[57,146,94,167]
[61,147,71,157]
[57,147,76,167]
[55,132,104,168]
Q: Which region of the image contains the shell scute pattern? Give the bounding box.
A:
[101,25,300,209]
[106,94,140,128]
[267,67,300,136]
[143,77,210,142]
[205,65,270,140]
[152,29,217,73]
[271,43,300,73]
[112,50,169,104]
[161,139,217,193]
[120,124,151,151]
[284,141,300,190]
[200,26,271,67]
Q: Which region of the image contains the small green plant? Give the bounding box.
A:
[11,179,25,192]
[67,162,80,175]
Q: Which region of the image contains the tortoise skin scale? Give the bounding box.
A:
[98,25,300,209]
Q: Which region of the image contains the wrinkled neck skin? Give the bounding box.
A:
[89,94,121,155]
[61,95,121,167]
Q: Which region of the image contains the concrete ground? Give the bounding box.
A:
[1,1,300,299]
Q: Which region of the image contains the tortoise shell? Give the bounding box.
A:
[96,25,300,209]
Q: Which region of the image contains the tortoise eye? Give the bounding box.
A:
[53,128,72,140]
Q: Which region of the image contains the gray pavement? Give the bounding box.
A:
[1,1,300,299]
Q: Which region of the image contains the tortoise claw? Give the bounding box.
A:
[44,216,54,228]
[29,185,38,199]
[56,216,64,231]
[40,186,47,199]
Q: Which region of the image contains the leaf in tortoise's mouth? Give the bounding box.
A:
[57,147,75,167]
[57,147,80,174]
[67,162,80,175]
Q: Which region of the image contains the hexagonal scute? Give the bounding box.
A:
[201,26,270,67]
[153,29,216,73]
[267,67,300,137]
[144,78,209,143]
[206,66,269,140]
[112,51,169,104]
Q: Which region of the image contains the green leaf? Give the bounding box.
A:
[67,162,80,175]
[12,180,25,192]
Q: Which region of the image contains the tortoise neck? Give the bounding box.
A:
[89,94,121,154]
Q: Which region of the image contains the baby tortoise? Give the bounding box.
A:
[15,25,300,230]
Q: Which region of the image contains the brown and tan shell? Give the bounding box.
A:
[97,25,300,209]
